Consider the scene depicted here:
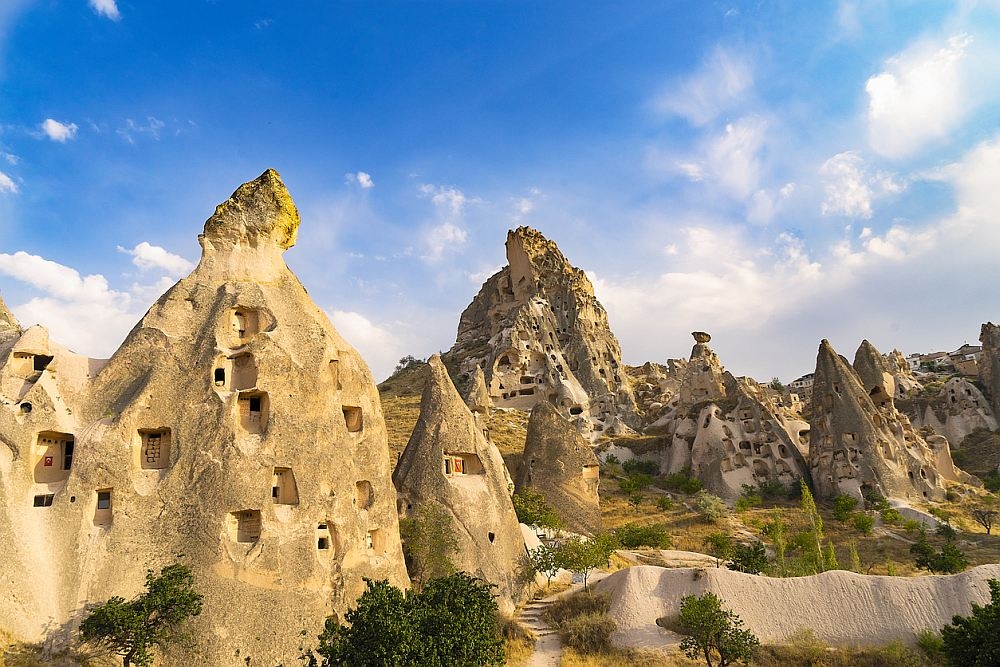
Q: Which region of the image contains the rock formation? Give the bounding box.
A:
[446,226,638,439]
[808,339,968,501]
[886,348,922,398]
[0,293,19,335]
[907,378,997,447]
[515,401,601,536]
[0,169,409,664]
[979,322,1000,416]
[392,354,525,612]
[464,365,493,416]
[679,332,726,406]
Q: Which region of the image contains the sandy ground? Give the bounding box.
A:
[594,564,1000,649]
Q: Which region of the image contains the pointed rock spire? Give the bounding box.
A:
[393,354,525,610]
[853,339,896,410]
[201,168,300,250]
[464,365,493,415]
[679,331,727,406]
[516,401,601,536]
[0,293,19,333]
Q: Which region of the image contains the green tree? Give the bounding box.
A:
[823,541,840,571]
[848,540,862,573]
[851,512,875,535]
[940,578,1000,666]
[613,523,670,549]
[695,491,728,523]
[555,537,611,591]
[911,529,969,574]
[703,532,734,568]
[678,592,759,667]
[303,574,504,666]
[525,543,560,587]
[971,506,997,535]
[399,503,460,588]
[832,494,858,522]
[760,511,788,575]
[79,564,203,667]
[512,488,562,530]
[799,479,825,573]
[729,542,767,575]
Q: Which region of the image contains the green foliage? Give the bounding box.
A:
[656,495,674,511]
[881,507,904,525]
[851,512,875,535]
[735,485,762,513]
[864,490,891,512]
[984,472,1000,493]
[886,559,898,576]
[833,494,859,522]
[971,505,997,535]
[704,532,734,567]
[399,503,459,588]
[80,564,203,667]
[799,479,825,573]
[542,593,614,655]
[619,473,654,495]
[911,529,969,574]
[627,491,644,511]
[604,454,620,465]
[512,488,562,530]
[661,467,703,495]
[903,519,923,534]
[555,536,614,590]
[760,511,789,576]
[940,578,1000,666]
[755,479,788,501]
[823,541,840,571]
[612,522,671,549]
[729,541,767,575]
[695,491,728,523]
[768,377,784,391]
[915,629,944,661]
[525,543,560,586]
[622,459,660,476]
[393,355,422,374]
[848,540,862,573]
[678,592,760,667]
[936,522,958,541]
[302,573,504,667]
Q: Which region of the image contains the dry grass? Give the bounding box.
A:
[561,647,677,666]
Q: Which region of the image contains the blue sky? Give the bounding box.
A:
[1,1,1000,383]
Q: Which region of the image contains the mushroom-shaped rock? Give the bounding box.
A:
[515,401,601,535]
[679,330,727,406]
[393,355,526,612]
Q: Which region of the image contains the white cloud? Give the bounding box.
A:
[0,171,17,194]
[89,0,120,20]
[117,242,194,278]
[329,309,403,382]
[419,183,479,217]
[40,118,78,143]
[820,151,905,218]
[346,171,374,189]
[703,117,767,200]
[866,34,973,158]
[422,222,468,262]
[656,48,753,126]
[117,117,165,144]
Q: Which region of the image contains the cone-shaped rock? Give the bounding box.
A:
[679,331,727,405]
[0,293,19,334]
[393,354,525,611]
[0,169,409,664]
[853,339,897,410]
[464,364,493,415]
[810,339,961,501]
[515,401,601,535]
[446,226,638,439]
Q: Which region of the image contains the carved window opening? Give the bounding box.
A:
[343,406,363,433]
[569,406,583,416]
[488,532,496,543]
[232,510,262,543]
[34,431,74,484]
[272,467,299,505]
[367,529,385,553]
[139,429,171,470]
[443,453,484,476]
[354,480,374,509]
[95,489,113,525]
[238,392,269,434]
[214,368,226,386]
[33,494,54,507]
[329,359,342,390]
[33,355,53,372]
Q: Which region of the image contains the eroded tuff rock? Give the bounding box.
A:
[515,401,601,536]
[808,339,970,501]
[680,332,726,406]
[886,348,922,398]
[392,355,525,612]
[0,293,19,335]
[446,227,638,439]
[0,169,408,664]
[979,322,1000,416]
[464,364,493,416]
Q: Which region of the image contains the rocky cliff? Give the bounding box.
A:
[446,227,639,439]
[0,170,409,664]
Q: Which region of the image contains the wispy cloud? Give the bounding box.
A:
[0,171,17,194]
[346,171,374,189]
[820,151,904,218]
[866,34,973,159]
[116,242,194,278]
[39,118,78,142]
[117,117,165,144]
[655,47,753,126]
[89,0,121,21]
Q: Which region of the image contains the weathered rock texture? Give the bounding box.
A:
[392,354,525,612]
[464,365,493,416]
[886,348,922,399]
[446,227,639,439]
[597,564,1000,650]
[979,321,1000,416]
[906,377,997,447]
[0,293,19,335]
[515,401,601,536]
[0,169,409,664]
[679,332,726,406]
[808,339,968,501]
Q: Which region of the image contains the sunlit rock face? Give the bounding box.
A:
[392,354,525,613]
[446,226,639,440]
[808,339,972,502]
[0,169,409,665]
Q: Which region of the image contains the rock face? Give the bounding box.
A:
[808,339,966,501]
[446,227,639,439]
[464,365,493,416]
[907,378,997,447]
[679,332,726,406]
[0,293,19,335]
[392,355,525,612]
[0,170,409,664]
[515,401,601,536]
[979,322,1000,416]
[886,348,922,399]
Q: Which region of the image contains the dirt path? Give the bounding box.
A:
[517,572,612,666]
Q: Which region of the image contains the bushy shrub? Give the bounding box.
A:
[984,472,1000,493]
[678,592,759,666]
[618,473,654,495]
[880,507,903,525]
[851,513,875,535]
[864,490,891,512]
[558,613,616,655]
[756,479,788,500]
[940,578,1000,666]
[604,454,620,465]
[613,522,671,549]
[695,491,728,523]
[833,494,859,522]
[915,629,943,660]
[656,495,674,511]
[512,488,561,529]
[729,541,768,575]
[735,485,762,512]
[622,459,660,476]
[661,467,703,495]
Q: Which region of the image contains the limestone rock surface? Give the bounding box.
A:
[392,354,525,612]
[445,226,638,439]
[0,169,408,665]
[979,321,1000,416]
[0,293,19,335]
[906,377,997,447]
[464,364,493,416]
[515,401,601,535]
